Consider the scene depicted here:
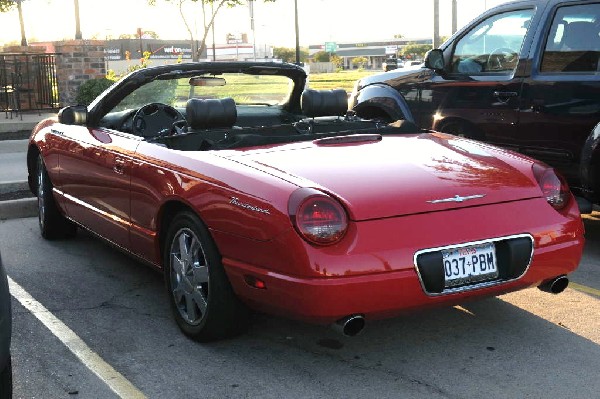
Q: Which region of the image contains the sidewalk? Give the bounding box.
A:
[0,111,56,141]
[0,111,53,219]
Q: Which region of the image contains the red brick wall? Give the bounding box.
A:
[53,40,106,106]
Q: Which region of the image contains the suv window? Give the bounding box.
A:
[451,9,534,75]
[541,3,600,72]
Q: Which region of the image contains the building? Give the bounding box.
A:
[308,38,431,69]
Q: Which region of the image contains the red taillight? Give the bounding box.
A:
[289,188,348,245]
[533,164,570,210]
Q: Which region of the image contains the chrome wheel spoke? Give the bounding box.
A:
[185,293,198,322]
[172,285,184,304]
[192,289,208,314]
[171,253,184,277]
[193,265,209,285]
[178,233,189,265]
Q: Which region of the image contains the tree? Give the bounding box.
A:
[148,0,276,62]
[312,51,330,62]
[351,56,368,69]
[401,43,433,60]
[273,46,307,63]
[0,0,27,46]
[330,54,343,69]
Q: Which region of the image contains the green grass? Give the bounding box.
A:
[308,70,376,92]
[169,70,377,106]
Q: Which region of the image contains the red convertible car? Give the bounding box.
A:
[27,62,584,341]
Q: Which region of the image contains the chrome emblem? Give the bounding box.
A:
[230,197,271,215]
[427,194,486,204]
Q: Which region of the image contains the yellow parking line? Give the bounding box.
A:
[8,277,147,399]
[569,282,600,298]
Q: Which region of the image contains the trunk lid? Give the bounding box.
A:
[220,133,541,221]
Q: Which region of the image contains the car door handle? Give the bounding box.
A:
[493,91,518,99]
[113,158,126,175]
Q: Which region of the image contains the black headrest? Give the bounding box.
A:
[301,89,348,117]
[186,97,237,130]
[562,21,599,51]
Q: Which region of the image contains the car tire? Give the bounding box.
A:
[164,211,249,342]
[37,155,77,240]
[439,121,483,140]
[0,356,12,399]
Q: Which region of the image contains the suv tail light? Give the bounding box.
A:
[533,164,570,210]
[289,188,348,246]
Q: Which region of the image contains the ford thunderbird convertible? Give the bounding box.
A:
[27,62,584,341]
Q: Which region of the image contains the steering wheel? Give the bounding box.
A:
[486,48,518,71]
[132,103,186,137]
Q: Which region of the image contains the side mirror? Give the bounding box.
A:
[424,49,445,71]
[58,105,88,126]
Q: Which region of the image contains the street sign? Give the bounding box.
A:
[385,45,398,55]
[324,42,338,53]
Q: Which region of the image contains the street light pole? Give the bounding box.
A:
[433,0,440,48]
[211,2,216,61]
[452,0,457,34]
[294,0,300,64]
[249,0,257,60]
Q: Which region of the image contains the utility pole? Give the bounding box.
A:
[294,0,300,64]
[211,2,216,61]
[433,0,440,48]
[249,0,256,61]
[452,0,457,34]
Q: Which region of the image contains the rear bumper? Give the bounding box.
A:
[224,238,582,324]
[221,198,584,325]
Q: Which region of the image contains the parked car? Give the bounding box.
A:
[382,58,398,71]
[0,252,12,398]
[27,61,584,341]
[350,0,600,211]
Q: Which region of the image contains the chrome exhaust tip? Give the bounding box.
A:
[538,275,569,294]
[332,314,365,337]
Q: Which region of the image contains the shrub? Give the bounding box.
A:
[75,78,115,105]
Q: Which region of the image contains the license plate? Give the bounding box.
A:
[442,243,498,288]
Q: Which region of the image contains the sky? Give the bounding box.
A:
[0,0,511,48]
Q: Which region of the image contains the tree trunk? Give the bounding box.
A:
[17,0,27,46]
[198,0,226,60]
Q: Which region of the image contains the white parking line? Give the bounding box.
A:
[8,276,147,399]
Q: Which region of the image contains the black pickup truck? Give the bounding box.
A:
[350,0,600,210]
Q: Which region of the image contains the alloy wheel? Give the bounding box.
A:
[169,227,209,326]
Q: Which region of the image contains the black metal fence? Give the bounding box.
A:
[0,53,60,115]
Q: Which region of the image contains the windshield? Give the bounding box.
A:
[113,73,293,112]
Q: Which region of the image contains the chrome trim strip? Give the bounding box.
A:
[52,188,161,269]
[54,188,131,227]
[413,233,534,297]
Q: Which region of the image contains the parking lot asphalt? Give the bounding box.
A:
[0,217,598,399]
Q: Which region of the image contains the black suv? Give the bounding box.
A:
[350,0,600,209]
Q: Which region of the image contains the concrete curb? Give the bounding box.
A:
[0,197,37,220]
[0,181,29,195]
[0,130,31,141]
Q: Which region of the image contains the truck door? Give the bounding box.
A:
[423,8,535,141]
[519,2,600,184]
